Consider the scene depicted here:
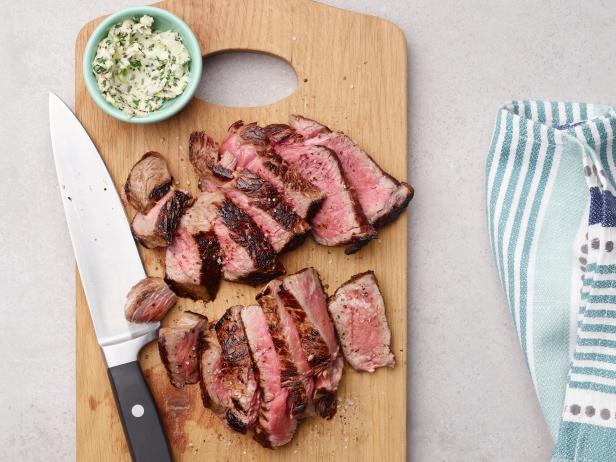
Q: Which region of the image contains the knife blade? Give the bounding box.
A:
[49,93,172,461]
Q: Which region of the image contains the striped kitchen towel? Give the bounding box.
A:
[486,100,616,461]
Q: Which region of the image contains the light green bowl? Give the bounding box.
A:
[83,6,202,124]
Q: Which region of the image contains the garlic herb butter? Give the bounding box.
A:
[92,15,191,118]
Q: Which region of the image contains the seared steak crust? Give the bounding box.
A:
[241,305,298,448]
[220,121,324,221]
[169,191,283,285]
[124,277,177,323]
[194,231,223,297]
[257,282,310,417]
[158,311,207,388]
[259,153,324,221]
[228,120,270,147]
[165,226,223,301]
[214,306,260,433]
[231,169,309,252]
[159,190,193,242]
[199,322,253,433]
[328,271,395,372]
[281,268,343,418]
[277,285,331,374]
[131,189,193,249]
[190,129,309,253]
[189,131,217,177]
[124,151,172,213]
[235,170,303,233]
[218,199,283,281]
[313,392,338,420]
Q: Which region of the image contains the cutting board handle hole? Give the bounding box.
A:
[194,51,298,107]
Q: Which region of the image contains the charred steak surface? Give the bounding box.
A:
[220,121,324,220]
[241,305,298,448]
[169,191,284,285]
[280,268,343,418]
[257,280,314,417]
[165,193,224,301]
[131,188,193,249]
[214,306,261,433]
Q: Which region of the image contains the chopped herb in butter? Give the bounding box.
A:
[92,15,191,118]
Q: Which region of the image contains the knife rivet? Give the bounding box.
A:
[131,404,145,418]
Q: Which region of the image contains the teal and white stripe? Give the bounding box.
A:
[486,101,616,461]
[486,101,587,438]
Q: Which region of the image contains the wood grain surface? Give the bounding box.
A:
[75,0,408,460]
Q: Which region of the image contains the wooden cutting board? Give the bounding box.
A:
[75,0,408,460]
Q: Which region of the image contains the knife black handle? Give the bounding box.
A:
[108,361,173,462]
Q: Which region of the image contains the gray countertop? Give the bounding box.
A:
[3,0,615,460]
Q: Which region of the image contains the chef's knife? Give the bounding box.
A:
[49,93,172,462]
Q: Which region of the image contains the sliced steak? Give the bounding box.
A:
[131,188,193,249]
[280,268,343,418]
[164,194,223,301]
[241,305,298,448]
[277,283,331,374]
[217,197,284,283]
[214,306,260,433]
[170,191,284,284]
[124,277,177,323]
[165,225,222,301]
[190,129,310,253]
[223,170,310,252]
[220,121,324,220]
[268,132,376,254]
[290,115,414,227]
[189,131,234,181]
[257,280,314,417]
[199,322,231,416]
[123,151,173,213]
[158,311,208,388]
[328,271,395,372]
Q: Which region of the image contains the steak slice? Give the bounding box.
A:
[158,311,208,388]
[164,194,223,301]
[328,271,395,372]
[268,132,376,254]
[131,188,193,249]
[165,225,222,301]
[220,121,324,220]
[217,197,285,283]
[172,191,284,284]
[289,115,414,227]
[189,131,235,181]
[190,130,310,252]
[123,151,173,214]
[124,277,177,323]
[223,170,310,253]
[280,268,343,419]
[214,306,260,433]
[199,322,231,416]
[257,280,314,417]
[241,305,298,448]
